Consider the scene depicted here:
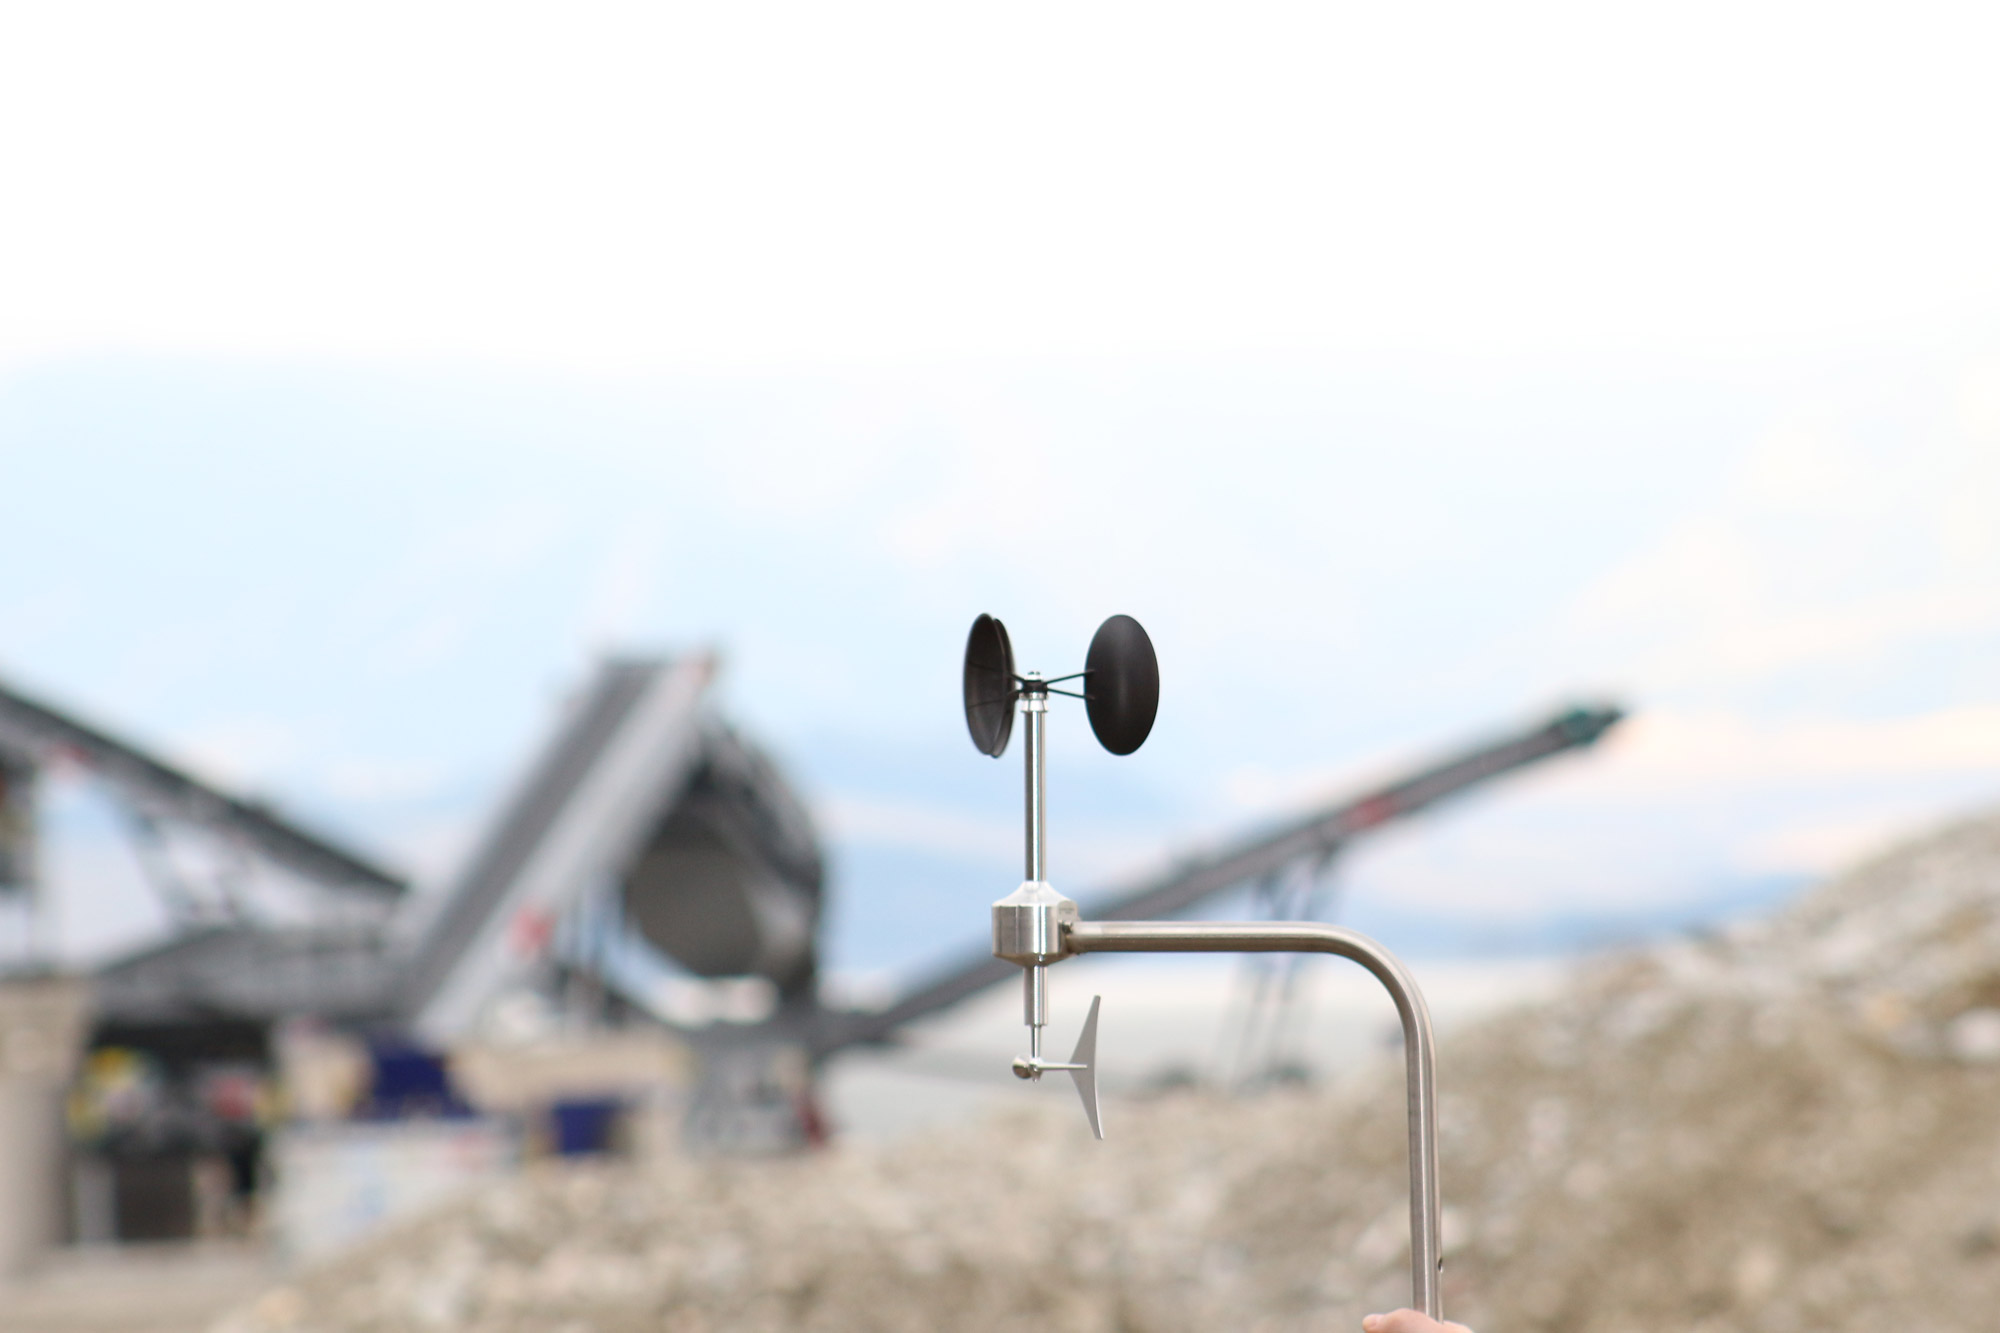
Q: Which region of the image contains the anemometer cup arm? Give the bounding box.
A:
[1063,918,1445,1323]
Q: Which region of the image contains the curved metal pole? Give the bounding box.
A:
[1066,919,1442,1321]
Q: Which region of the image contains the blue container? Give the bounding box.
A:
[550,1098,622,1155]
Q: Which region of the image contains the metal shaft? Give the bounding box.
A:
[1021,685,1050,1061]
[1066,919,1443,1322]
[1023,688,1047,883]
[1026,965,1044,1061]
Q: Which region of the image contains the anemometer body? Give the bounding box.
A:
[965,614,1446,1322]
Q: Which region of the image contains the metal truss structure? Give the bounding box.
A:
[4,658,1619,1154]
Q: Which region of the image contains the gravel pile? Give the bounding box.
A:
[217,810,2000,1333]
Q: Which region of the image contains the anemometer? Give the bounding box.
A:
[964,613,1448,1321]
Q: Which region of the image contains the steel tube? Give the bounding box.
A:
[1065,919,1442,1321]
[1023,694,1047,883]
[1026,965,1046,1060]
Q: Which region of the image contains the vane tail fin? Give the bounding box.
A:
[1069,994,1103,1140]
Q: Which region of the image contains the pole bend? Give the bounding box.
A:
[1065,919,1442,1321]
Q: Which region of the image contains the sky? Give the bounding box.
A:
[5,2,2000,979]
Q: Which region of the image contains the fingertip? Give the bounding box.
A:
[1361,1316,1383,1333]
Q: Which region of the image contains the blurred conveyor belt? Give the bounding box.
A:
[0,675,405,901]
[811,703,1623,1057]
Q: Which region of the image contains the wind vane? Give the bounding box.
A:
[963,612,1450,1322]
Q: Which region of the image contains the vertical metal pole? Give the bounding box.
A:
[1022,682,1049,1061]
[1065,919,1443,1321]
[1023,685,1046,882]
[1025,965,1045,1062]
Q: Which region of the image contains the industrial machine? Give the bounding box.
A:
[0,659,830,1231]
[394,654,824,1045]
[0,640,1619,1242]
[0,677,413,1242]
[966,613,1445,1320]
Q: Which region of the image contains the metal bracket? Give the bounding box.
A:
[998,912,1444,1321]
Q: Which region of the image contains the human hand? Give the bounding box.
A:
[1361,1310,1474,1333]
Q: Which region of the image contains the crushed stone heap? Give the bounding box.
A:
[217,810,2000,1333]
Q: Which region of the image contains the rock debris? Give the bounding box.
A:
[217,809,2000,1333]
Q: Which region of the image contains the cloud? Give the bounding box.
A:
[1593,708,2000,793]
[574,523,670,652]
[1216,703,2000,919]
[821,793,1021,865]
[321,758,451,805]
[1545,389,2000,703]
[1960,353,2000,442]
[172,714,306,791]
[6,4,2000,373]
[1217,700,2000,831]
[1734,806,1949,879]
